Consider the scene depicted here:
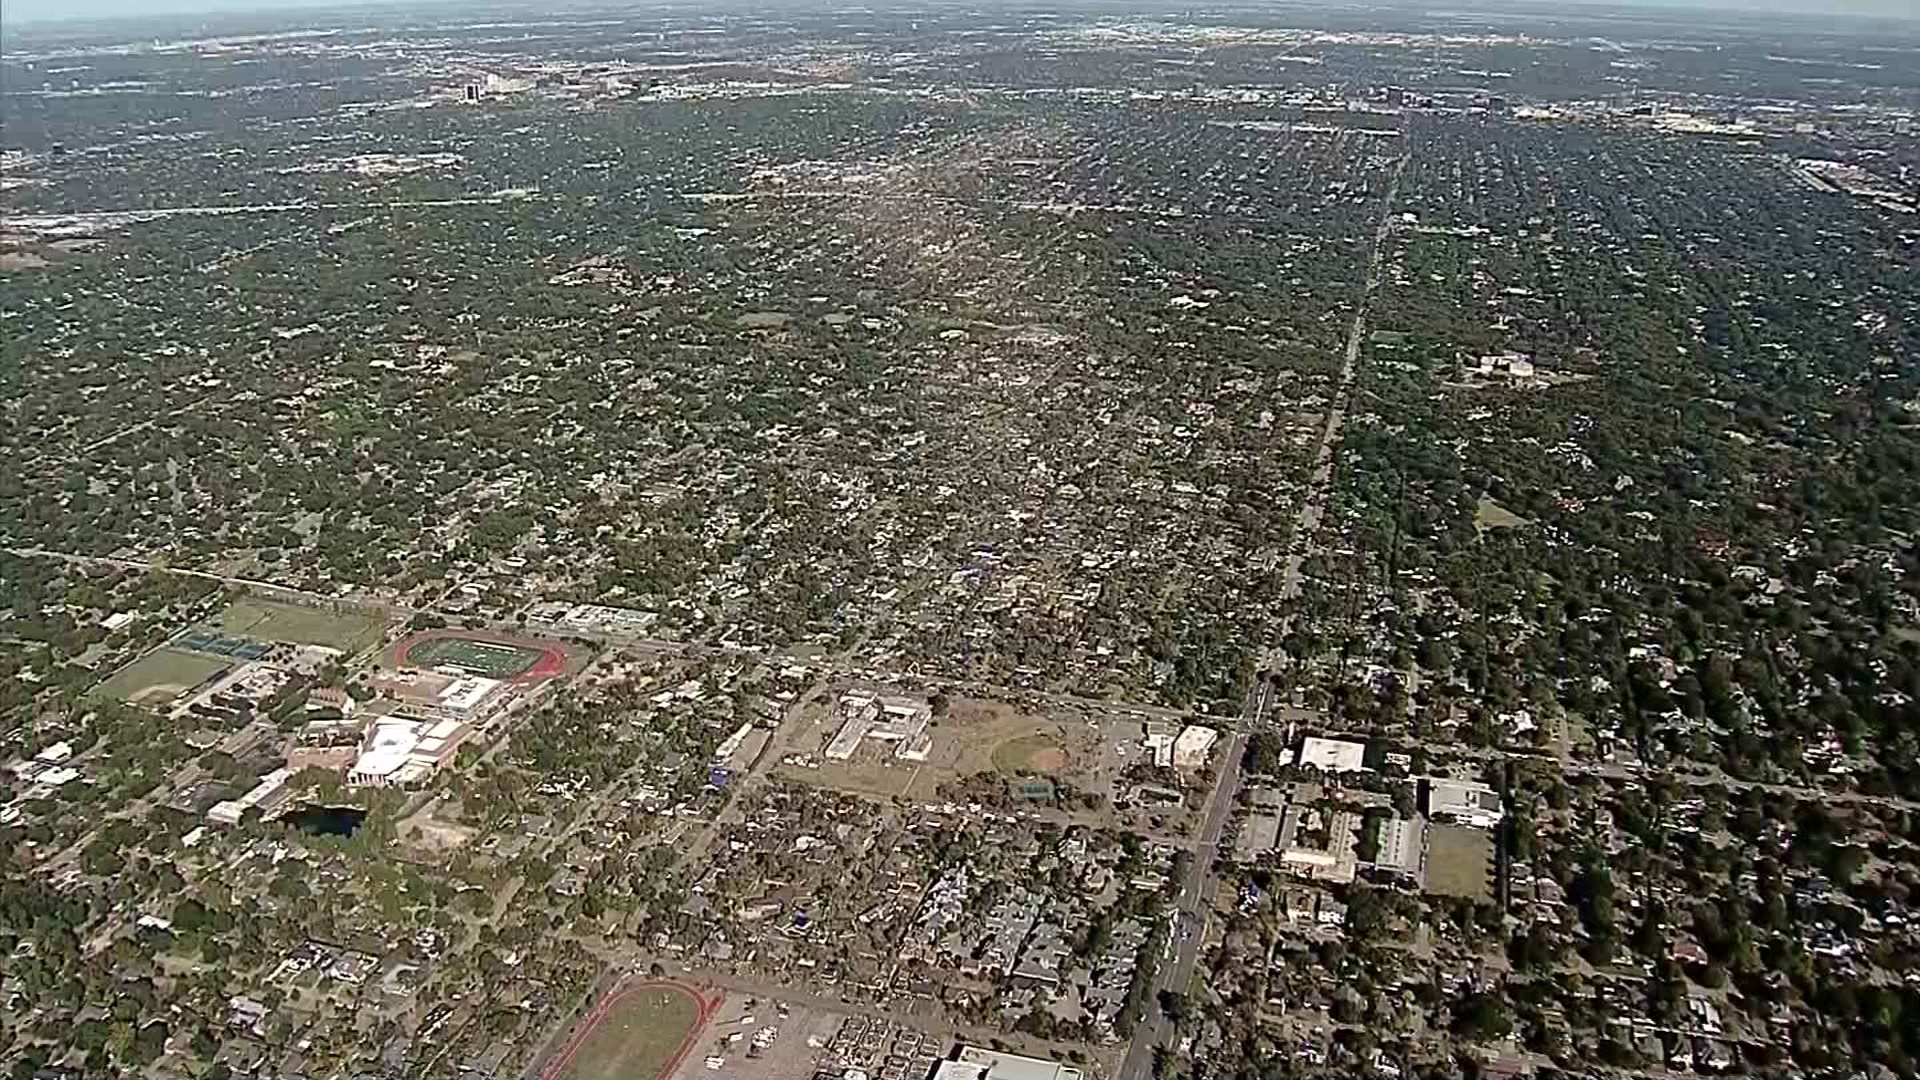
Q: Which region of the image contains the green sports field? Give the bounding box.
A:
[217,597,385,652]
[557,986,701,1080]
[97,648,232,706]
[404,636,544,677]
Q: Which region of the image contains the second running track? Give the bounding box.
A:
[539,978,720,1080]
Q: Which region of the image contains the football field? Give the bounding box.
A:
[404,636,544,677]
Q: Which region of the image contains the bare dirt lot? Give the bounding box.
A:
[397,796,477,860]
[670,996,839,1080]
[774,695,1108,802]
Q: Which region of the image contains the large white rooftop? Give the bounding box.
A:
[931,1047,1084,1080]
[1296,736,1368,773]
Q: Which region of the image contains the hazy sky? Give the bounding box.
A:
[2,0,1915,28]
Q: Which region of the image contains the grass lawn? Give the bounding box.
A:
[991,734,1069,774]
[217,597,385,652]
[96,648,232,706]
[1423,824,1495,902]
[560,986,701,1080]
[1473,497,1530,532]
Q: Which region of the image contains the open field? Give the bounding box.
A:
[1423,824,1495,901]
[549,981,710,1080]
[1473,497,1529,532]
[216,596,386,652]
[96,648,232,706]
[776,695,1107,802]
[992,734,1070,773]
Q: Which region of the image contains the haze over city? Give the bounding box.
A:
[1,1,1917,1080]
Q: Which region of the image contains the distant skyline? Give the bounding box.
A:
[2,0,1916,28]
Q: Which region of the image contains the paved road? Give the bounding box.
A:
[1269,156,1405,662]
[1115,730,1246,1080]
[1118,154,1407,1080]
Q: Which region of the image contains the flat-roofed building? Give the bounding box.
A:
[1276,804,1360,884]
[371,671,506,723]
[1372,813,1427,880]
[1172,725,1218,769]
[1426,778,1503,829]
[1295,736,1368,774]
[1142,722,1177,768]
[348,718,471,787]
[823,691,932,762]
[931,1047,1085,1080]
[435,676,501,717]
[207,767,295,826]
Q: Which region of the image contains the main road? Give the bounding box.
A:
[1268,155,1406,661]
[1116,152,1408,1080]
[1115,726,1246,1080]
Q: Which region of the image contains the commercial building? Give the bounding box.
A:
[1295,736,1368,774]
[348,718,471,787]
[1172,725,1219,769]
[208,767,295,826]
[1426,778,1504,829]
[1276,803,1360,884]
[824,691,933,762]
[1142,722,1178,768]
[1371,814,1428,879]
[931,1047,1085,1080]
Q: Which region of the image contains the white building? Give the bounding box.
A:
[348,718,471,788]
[35,766,80,788]
[1276,804,1360,884]
[1142,722,1178,768]
[435,676,501,717]
[824,692,933,762]
[208,767,295,826]
[1295,736,1368,774]
[1426,778,1504,829]
[1172,725,1218,769]
[714,722,755,763]
[931,1047,1084,1080]
[34,741,74,765]
[1372,814,1427,878]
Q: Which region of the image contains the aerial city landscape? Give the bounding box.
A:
[0,0,1917,1077]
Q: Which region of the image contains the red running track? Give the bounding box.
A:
[539,978,720,1080]
[390,629,569,685]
